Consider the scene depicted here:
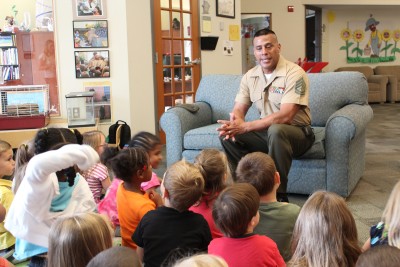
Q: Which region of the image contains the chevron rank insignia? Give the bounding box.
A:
[295,78,306,95]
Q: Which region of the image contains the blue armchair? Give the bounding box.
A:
[160,72,373,197]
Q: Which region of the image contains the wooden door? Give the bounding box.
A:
[153,0,201,141]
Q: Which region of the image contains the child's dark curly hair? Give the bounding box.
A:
[34,128,82,155]
[128,131,160,153]
[106,147,149,182]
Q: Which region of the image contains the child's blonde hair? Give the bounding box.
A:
[163,160,205,212]
[82,130,105,149]
[174,253,228,267]
[47,212,113,267]
[0,140,11,155]
[289,191,361,267]
[381,180,400,248]
[194,149,230,203]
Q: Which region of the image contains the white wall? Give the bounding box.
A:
[241,0,306,63]
[54,0,156,134]
[199,0,243,75]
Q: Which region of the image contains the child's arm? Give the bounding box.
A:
[362,238,371,251]
[136,246,144,263]
[25,144,99,181]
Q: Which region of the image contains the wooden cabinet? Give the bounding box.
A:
[14,31,59,114]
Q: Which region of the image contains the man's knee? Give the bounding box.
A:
[267,124,287,141]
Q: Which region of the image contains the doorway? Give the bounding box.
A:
[153,0,201,141]
[305,5,322,62]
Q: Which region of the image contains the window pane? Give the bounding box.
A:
[183,13,191,38]
[161,10,171,37]
[182,0,190,11]
[172,0,180,9]
[161,0,169,8]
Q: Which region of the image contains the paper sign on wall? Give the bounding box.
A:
[229,25,240,40]
[202,16,211,33]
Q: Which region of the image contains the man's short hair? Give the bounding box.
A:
[236,152,276,196]
[253,28,276,39]
[212,183,259,237]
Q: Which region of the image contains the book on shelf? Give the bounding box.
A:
[0,35,15,47]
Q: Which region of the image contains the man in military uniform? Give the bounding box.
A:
[217,28,314,202]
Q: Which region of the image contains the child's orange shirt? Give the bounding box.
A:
[116,182,156,249]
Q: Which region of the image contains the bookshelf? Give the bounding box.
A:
[0,32,20,83]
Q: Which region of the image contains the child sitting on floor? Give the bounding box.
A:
[236,152,300,261]
[105,147,162,249]
[0,140,15,259]
[190,149,230,239]
[288,191,361,267]
[82,130,111,203]
[132,160,212,267]
[47,212,113,267]
[208,183,285,267]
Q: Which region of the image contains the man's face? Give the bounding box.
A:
[253,34,281,74]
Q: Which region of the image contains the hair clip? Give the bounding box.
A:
[20,143,28,151]
[142,165,147,171]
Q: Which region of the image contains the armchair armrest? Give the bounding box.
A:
[368,74,388,85]
[160,102,212,166]
[325,104,373,195]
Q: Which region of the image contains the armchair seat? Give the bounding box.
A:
[160,72,373,197]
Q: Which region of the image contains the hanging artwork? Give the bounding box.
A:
[339,14,400,63]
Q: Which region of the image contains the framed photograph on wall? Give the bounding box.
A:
[84,81,112,124]
[72,0,107,20]
[216,0,235,19]
[75,50,110,78]
[73,20,108,48]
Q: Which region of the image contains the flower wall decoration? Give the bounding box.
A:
[339,14,400,63]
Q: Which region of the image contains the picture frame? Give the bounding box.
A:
[84,81,112,124]
[75,50,110,78]
[216,0,235,19]
[241,13,272,71]
[73,20,108,48]
[72,0,107,20]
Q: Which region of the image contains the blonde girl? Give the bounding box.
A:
[288,191,361,267]
[190,149,230,239]
[47,212,113,267]
[82,130,111,203]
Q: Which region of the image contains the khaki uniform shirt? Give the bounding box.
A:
[235,55,311,126]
